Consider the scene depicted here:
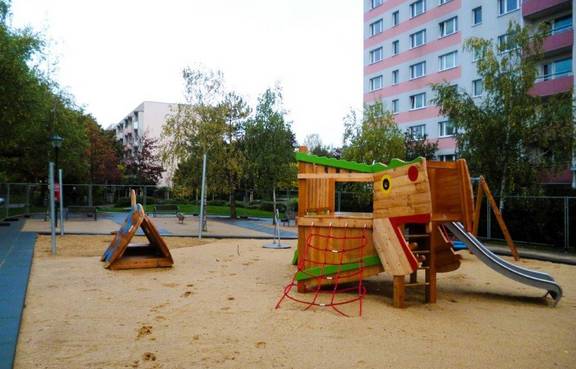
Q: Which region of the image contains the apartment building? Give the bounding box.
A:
[363,0,574,170]
[109,101,178,186]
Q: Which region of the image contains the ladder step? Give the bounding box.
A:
[418,266,430,270]
[405,234,430,239]
[405,282,430,287]
[412,250,430,254]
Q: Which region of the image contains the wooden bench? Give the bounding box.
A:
[66,206,97,221]
[152,204,179,217]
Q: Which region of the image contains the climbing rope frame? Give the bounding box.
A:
[276,224,368,317]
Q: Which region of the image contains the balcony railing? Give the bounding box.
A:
[523,0,572,19]
[530,73,573,96]
[543,26,573,55]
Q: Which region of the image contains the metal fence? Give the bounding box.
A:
[0,183,574,251]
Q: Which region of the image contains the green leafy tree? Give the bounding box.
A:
[85,115,122,184]
[432,22,574,208]
[404,133,438,161]
[342,101,405,164]
[243,87,296,216]
[161,67,250,218]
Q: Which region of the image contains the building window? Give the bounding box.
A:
[410,93,426,110]
[542,58,573,80]
[552,15,572,34]
[439,51,457,71]
[392,99,399,114]
[439,0,452,4]
[410,29,426,48]
[370,47,383,64]
[439,17,457,37]
[410,61,426,79]
[408,124,426,138]
[410,0,426,18]
[369,75,383,91]
[369,19,384,36]
[497,33,517,52]
[438,121,455,137]
[392,69,399,85]
[472,48,481,62]
[439,154,456,161]
[371,0,383,9]
[472,79,483,96]
[392,40,400,55]
[472,7,482,25]
[498,0,519,15]
[392,10,400,26]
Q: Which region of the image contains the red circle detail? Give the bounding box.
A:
[408,165,419,182]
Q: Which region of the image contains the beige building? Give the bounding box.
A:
[109,101,178,186]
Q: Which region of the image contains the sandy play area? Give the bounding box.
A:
[14,235,576,369]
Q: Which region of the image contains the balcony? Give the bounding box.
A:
[529,74,573,96]
[543,28,573,56]
[523,0,572,20]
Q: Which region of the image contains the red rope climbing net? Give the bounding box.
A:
[275,226,367,317]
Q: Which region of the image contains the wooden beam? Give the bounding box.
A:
[297,173,374,182]
[393,276,405,308]
[480,177,520,261]
[472,177,484,237]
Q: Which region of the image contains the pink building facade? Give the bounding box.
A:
[363,0,574,177]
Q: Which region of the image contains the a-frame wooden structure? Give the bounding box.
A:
[101,191,173,270]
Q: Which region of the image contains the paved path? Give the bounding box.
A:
[215,218,297,239]
[0,219,36,369]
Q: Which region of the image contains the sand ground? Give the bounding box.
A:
[14,235,576,369]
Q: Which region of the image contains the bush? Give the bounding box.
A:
[208,199,228,206]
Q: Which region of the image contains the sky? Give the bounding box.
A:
[10,0,363,147]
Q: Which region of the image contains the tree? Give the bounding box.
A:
[432,22,574,208]
[85,115,122,184]
[404,133,438,161]
[341,101,405,164]
[303,133,337,157]
[243,87,296,217]
[123,135,164,185]
[161,67,250,218]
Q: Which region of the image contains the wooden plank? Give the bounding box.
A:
[297,217,373,228]
[480,177,520,260]
[457,159,475,232]
[372,218,415,276]
[472,178,484,236]
[297,173,374,182]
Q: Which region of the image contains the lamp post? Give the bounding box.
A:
[50,134,63,226]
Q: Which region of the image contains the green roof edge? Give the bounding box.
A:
[295,152,423,173]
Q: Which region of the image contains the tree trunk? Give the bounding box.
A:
[498,120,513,212]
[229,191,237,219]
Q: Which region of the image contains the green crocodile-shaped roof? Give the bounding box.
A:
[295,152,423,173]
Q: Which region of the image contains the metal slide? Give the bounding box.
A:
[444,222,562,306]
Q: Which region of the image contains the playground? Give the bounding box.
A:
[3,153,576,369]
[13,234,576,369]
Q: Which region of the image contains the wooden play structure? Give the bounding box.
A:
[101,190,173,270]
[276,147,561,313]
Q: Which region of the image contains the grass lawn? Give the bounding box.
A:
[96,204,274,218]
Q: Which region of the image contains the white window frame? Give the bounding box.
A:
[439,17,457,37]
[472,79,483,97]
[408,124,426,138]
[439,0,452,5]
[371,0,383,9]
[369,75,383,91]
[410,0,426,18]
[392,40,400,55]
[392,10,400,26]
[410,61,426,79]
[498,0,519,16]
[472,6,482,26]
[439,51,457,71]
[438,120,455,137]
[410,93,427,110]
[369,19,384,36]
[391,99,399,114]
[410,29,426,48]
[392,69,400,85]
[369,47,383,64]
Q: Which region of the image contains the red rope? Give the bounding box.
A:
[275,226,368,317]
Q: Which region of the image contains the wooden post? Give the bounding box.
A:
[393,276,405,308]
[426,224,437,303]
[479,177,519,260]
[472,179,484,237]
